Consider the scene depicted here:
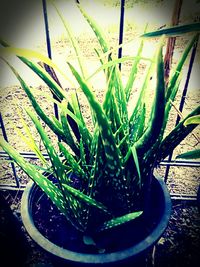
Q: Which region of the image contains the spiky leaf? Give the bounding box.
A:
[142,23,200,38]
[62,184,110,214]
[98,211,143,232]
[176,149,200,159]
[184,115,200,126]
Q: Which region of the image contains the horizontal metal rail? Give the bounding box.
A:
[1,150,199,200]
[160,160,200,168]
[0,185,26,191]
[1,150,200,166]
[0,151,49,160]
[171,193,197,204]
[0,184,197,204]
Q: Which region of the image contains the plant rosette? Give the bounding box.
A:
[0,1,200,266]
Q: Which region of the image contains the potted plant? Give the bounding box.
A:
[0,2,199,266]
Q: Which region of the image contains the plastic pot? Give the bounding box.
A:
[21,176,171,266]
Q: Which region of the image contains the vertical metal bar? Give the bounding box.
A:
[164,38,198,182]
[0,113,20,187]
[42,0,59,121]
[42,0,52,59]
[118,0,125,71]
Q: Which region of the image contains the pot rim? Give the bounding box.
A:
[21,176,171,265]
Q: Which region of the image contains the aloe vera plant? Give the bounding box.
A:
[0,2,200,234]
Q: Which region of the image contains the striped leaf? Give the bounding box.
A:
[2,58,69,143]
[0,45,74,91]
[129,46,157,129]
[77,4,109,54]
[51,1,87,78]
[135,42,165,155]
[70,92,92,149]
[59,142,85,179]
[0,138,67,216]
[125,24,148,101]
[98,211,143,232]
[26,109,88,230]
[130,103,146,144]
[68,63,122,175]
[141,23,200,38]
[62,183,110,214]
[14,106,47,165]
[26,109,66,183]
[59,100,80,155]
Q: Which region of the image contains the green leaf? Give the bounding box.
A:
[1,58,69,143]
[166,34,198,102]
[158,105,200,161]
[59,142,85,179]
[87,56,152,82]
[113,67,128,127]
[62,183,110,214]
[60,100,83,128]
[12,122,46,165]
[129,103,146,144]
[125,24,148,101]
[51,1,87,78]
[135,41,165,155]
[26,109,65,182]
[0,47,57,68]
[176,149,200,159]
[26,109,89,230]
[0,46,73,87]
[26,109,63,176]
[0,138,67,216]
[59,100,80,155]
[0,137,87,231]
[79,138,87,172]
[129,43,158,128]
[102,65,115,114]
[184,115,200,126]
[0,39,73,101]
[98,211,143,232]
[68,62,122,176]
[94,47,106,74]
[131,146,141,188]
[70,91,92,148]
[77,4,109,53]
[142,23,200,38]
[12,106,47,165]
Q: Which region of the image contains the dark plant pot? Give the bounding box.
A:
[21,176,171,267]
